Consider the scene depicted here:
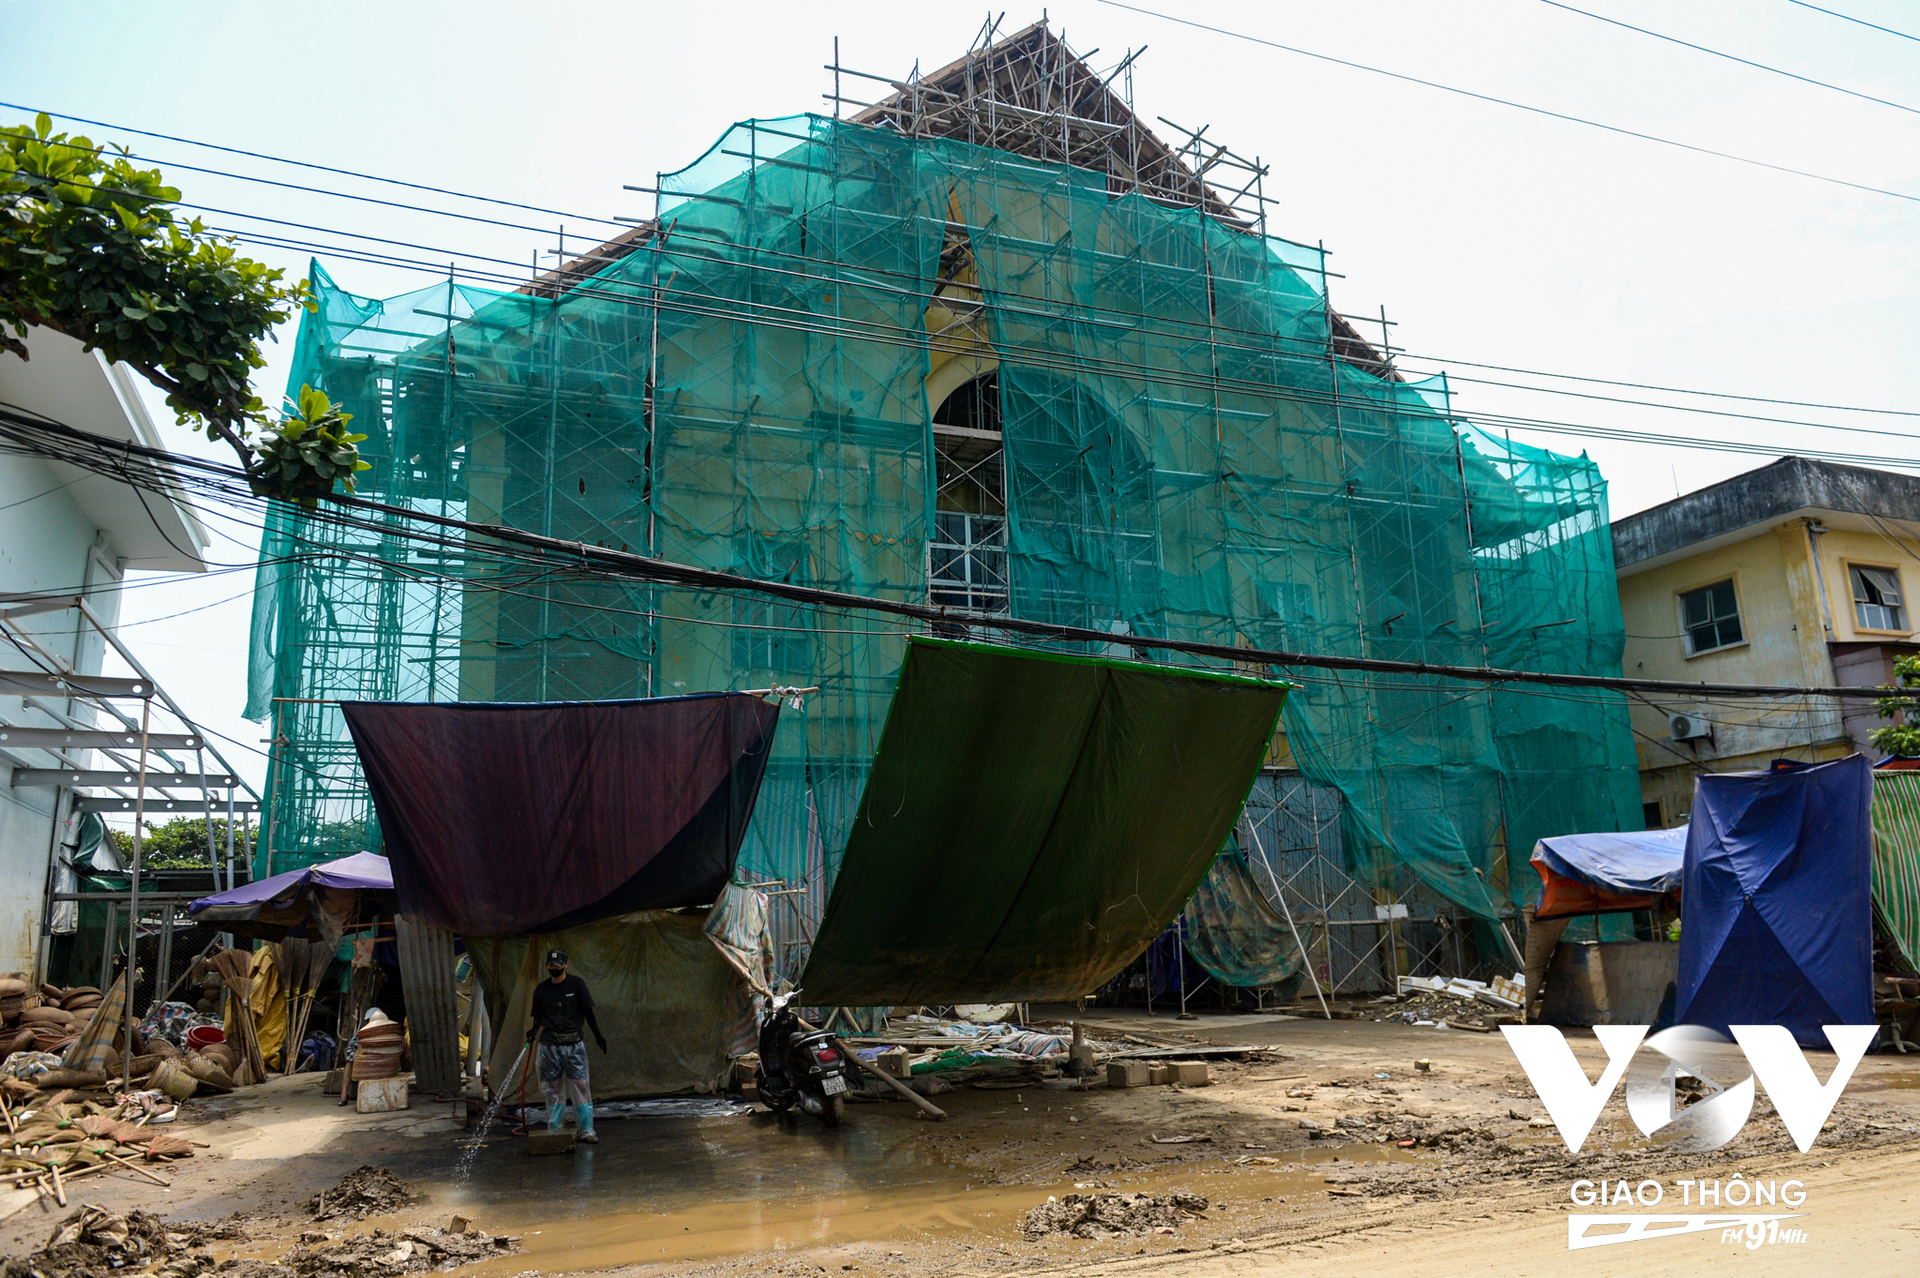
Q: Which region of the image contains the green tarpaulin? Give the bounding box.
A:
[797,639,1289,1004]
[1182,838,1306,994]
[1871,770,1920,975]
[471,910,746,1098]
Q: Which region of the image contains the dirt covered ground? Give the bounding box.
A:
[4,1007,1918,1277]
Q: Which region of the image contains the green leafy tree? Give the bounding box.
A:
[106,816,257,871]
[0,114,367,506]
[1873,654,1920,758]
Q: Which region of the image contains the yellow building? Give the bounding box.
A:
[1614,456,1920,827]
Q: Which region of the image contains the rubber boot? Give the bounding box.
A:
[576,1102,598,1143]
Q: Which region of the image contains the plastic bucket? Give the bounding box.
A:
[185,1026,226,1051]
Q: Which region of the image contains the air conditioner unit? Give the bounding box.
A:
[1670,712,1713,742]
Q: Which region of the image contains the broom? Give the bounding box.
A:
[211,948,266,1082]
[281,937,333,1076]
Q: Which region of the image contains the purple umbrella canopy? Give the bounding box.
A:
[188,850,394,941]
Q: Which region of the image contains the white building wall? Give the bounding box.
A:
[0,449,121,977]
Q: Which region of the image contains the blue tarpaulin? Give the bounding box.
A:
[1534,828,1687,896]
[1677,755,1873,1046]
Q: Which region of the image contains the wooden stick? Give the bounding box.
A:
[0,1093,14,1138]
[102,1150,171,1187]
[794,1015,946,1120]
[8,1158,135,1188]
[48,1161,65,1207]
[845,1052,948,1120]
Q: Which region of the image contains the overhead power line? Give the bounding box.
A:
[0,404,1906,704]
[13,118,1920,470]
[1787,1,1920,43]
[1540,0,1920,116]
[1089,0,1920,204]
[10,107,1920,426]
[0,99,626,228]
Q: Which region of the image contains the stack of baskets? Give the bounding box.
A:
[351,1011,405,1080]
[3,982,105,1057]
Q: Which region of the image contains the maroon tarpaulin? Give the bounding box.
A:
[340,694,780,935]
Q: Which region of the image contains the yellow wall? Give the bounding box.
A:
[1812,526,1920,647]
[1615,517,1903,824]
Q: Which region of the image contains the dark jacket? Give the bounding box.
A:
[530,974,604,1046]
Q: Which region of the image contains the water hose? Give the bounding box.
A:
[510,1030,538,1137]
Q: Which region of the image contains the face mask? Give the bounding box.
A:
[548,967,565,978]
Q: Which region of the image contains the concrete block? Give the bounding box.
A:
[355,1076,409,1114]
[878,1047,912,1077]
[1107,1061,1151,1088]
[1168,1060,1209,1087]
[1147,1064,1173,1086]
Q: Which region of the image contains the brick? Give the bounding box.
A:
[1168,1060,1209,1087]
[1148,1064,1173,1086]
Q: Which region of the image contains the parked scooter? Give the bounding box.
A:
[756,990,853,1126]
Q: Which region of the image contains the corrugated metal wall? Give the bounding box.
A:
[394,913,461,1092]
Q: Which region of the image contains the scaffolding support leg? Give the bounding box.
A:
[1244,819,1333,1021]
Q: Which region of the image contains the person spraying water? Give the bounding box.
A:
[527,948,608,1142]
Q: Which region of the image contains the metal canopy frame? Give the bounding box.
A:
[0,591,261,1028]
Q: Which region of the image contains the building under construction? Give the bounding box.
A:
[246,21,1641,994]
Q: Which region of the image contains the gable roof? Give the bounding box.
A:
[529,20,1396,378]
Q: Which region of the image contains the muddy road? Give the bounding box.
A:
[5,1008,1917,1276]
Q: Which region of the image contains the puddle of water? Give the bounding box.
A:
[451,1142,1426,1273]
[1860,1074,1920,1090]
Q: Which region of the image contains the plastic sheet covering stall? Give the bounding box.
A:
[798,638,1289,1005]
[339,694,779,934]
[1678,755,1873,1045]
[1870,769,1920,974]
[1181,840,1305,994]
[188,851,395,943]
[1529,827,1685,921]
[471,911,745,1098]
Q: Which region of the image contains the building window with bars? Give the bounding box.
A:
[928,510,1009,614]
[1851,564,1906,632]
[1679,579,1743,655]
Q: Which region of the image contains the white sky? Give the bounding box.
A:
[4,0,1917,792]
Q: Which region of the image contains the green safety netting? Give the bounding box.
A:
[247,113,1639,940]
[1182,838,1307,995]
[795,638,1288,1004]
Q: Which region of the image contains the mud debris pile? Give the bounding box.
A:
[1371,991,1502,1029]
[308,1165,418,1221]
[277,1226,519,1277]
[1020,1191,1209,1240]
[1,1206,517,1278]
[0,1204,191,1278]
